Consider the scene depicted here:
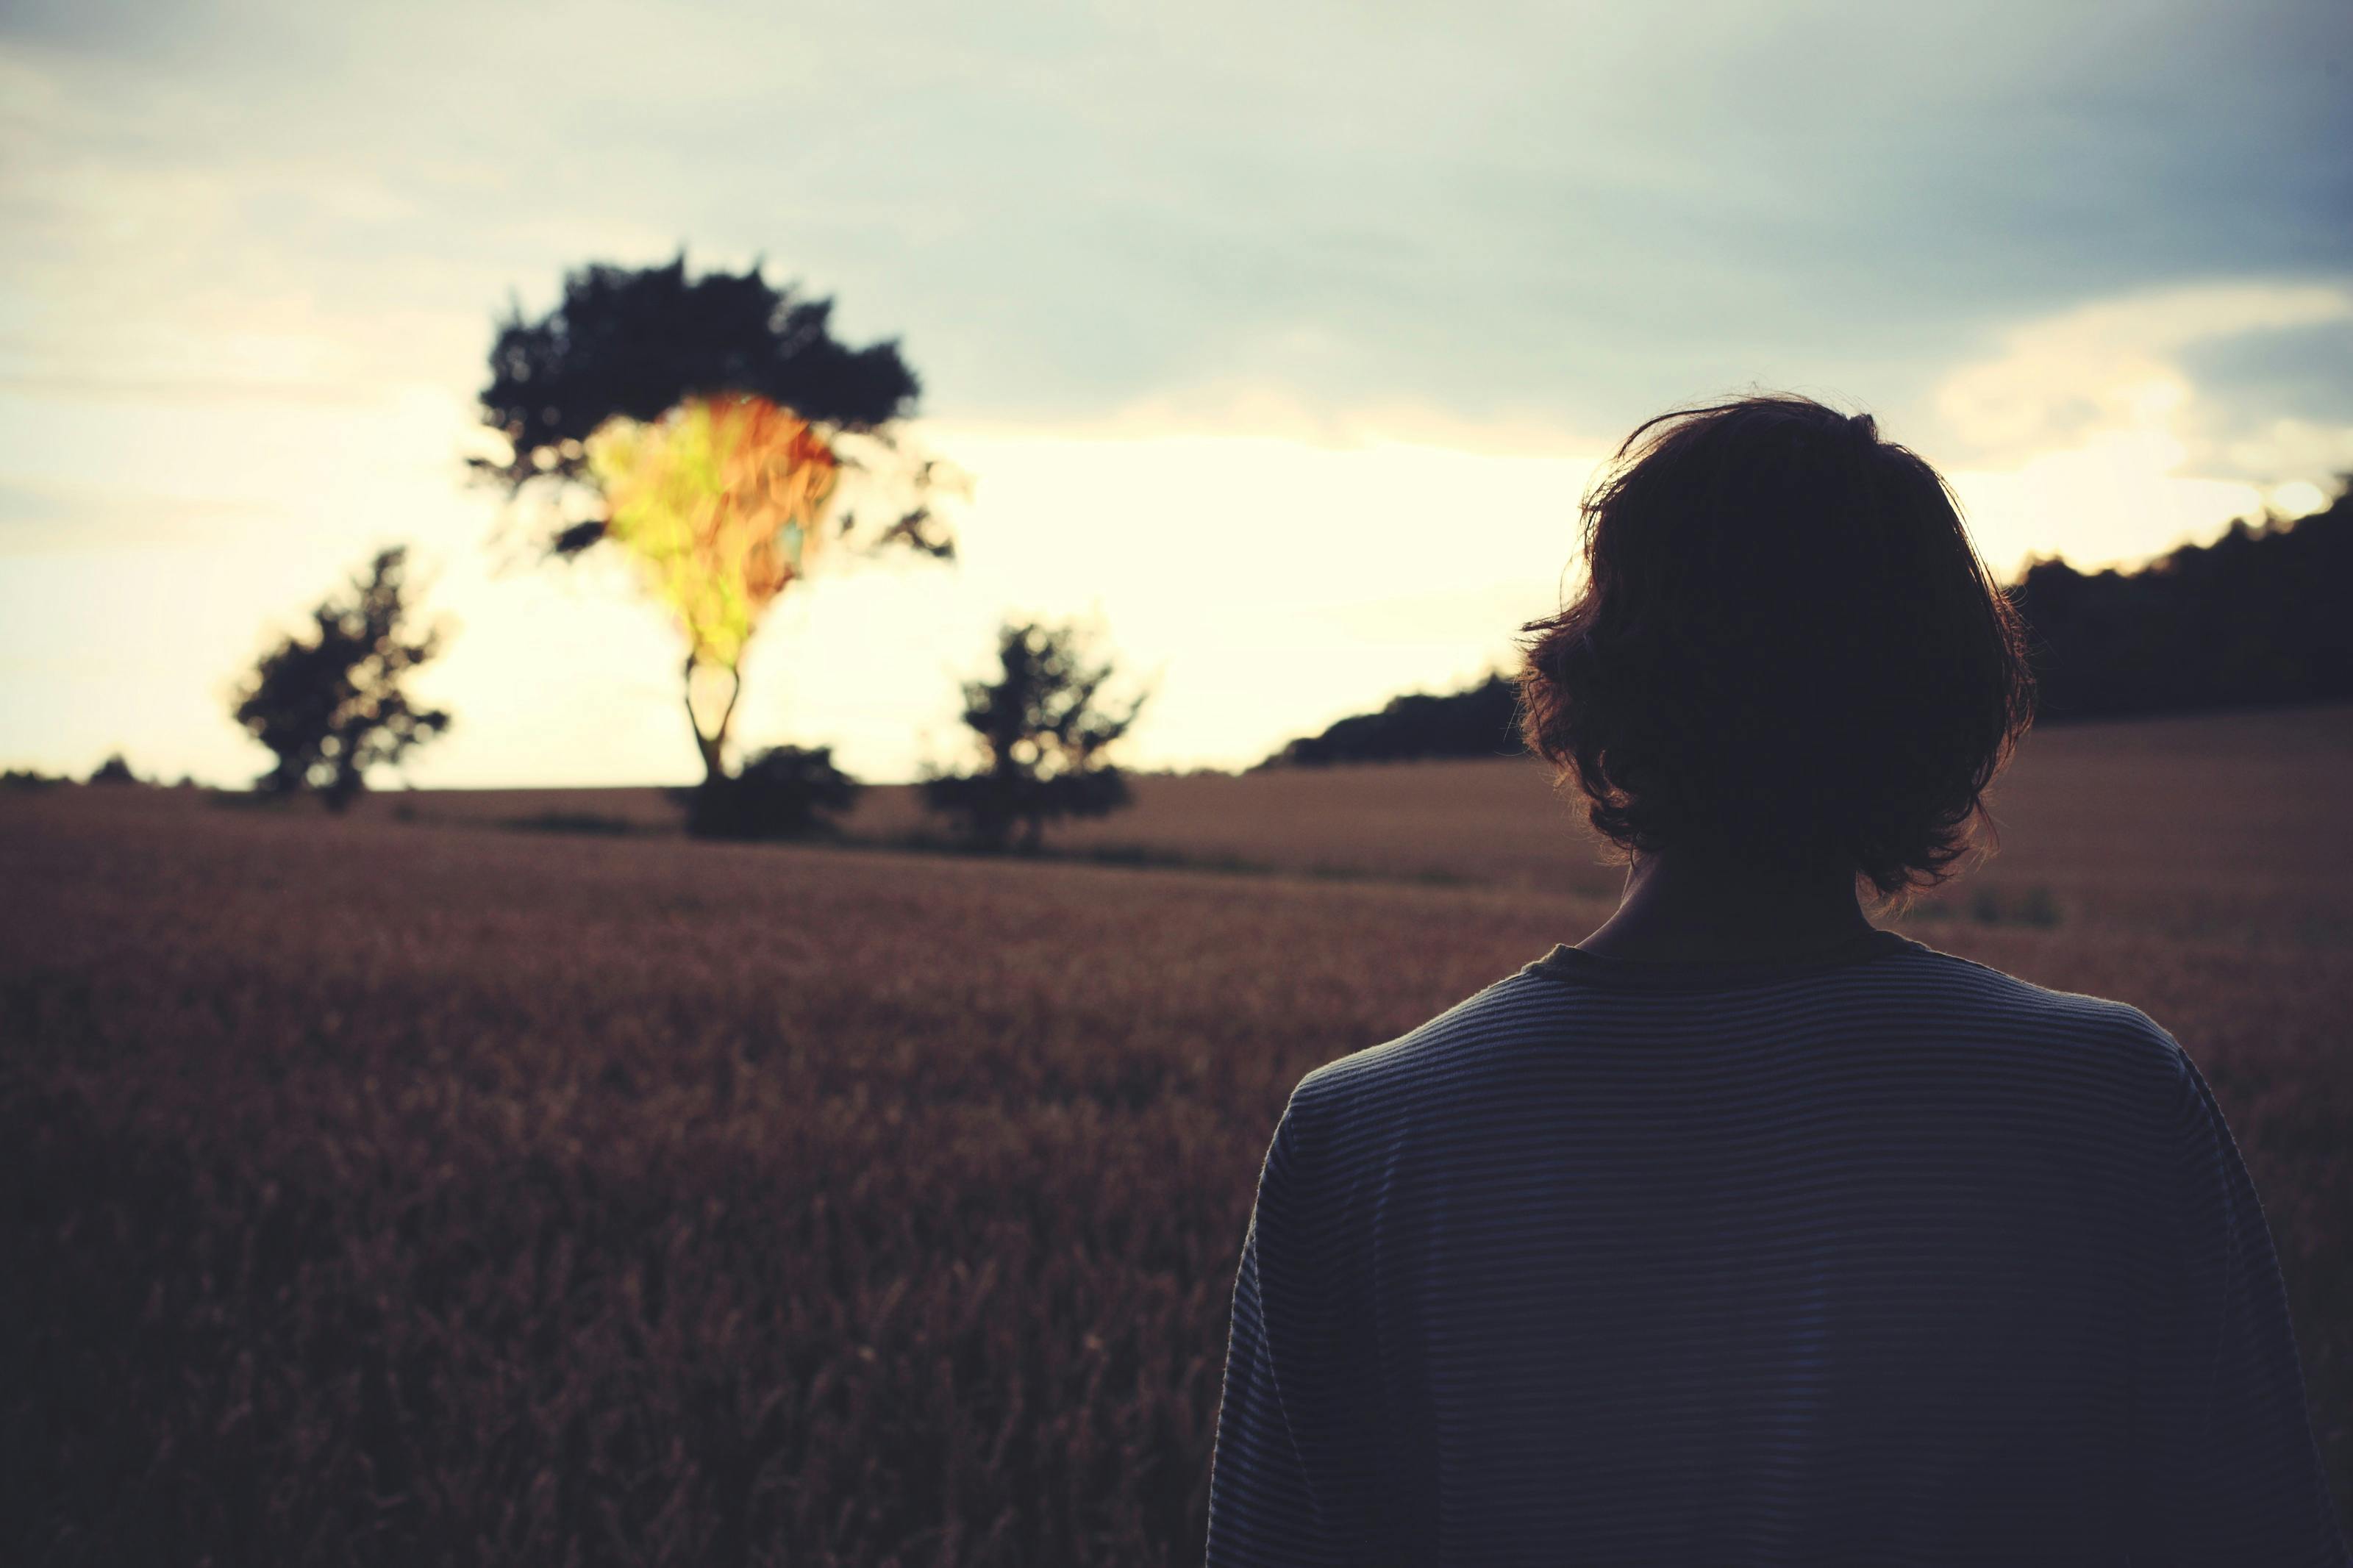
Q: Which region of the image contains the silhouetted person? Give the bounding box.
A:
[1205,395,2349,1565]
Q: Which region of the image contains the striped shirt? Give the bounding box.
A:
[1206,928,2349,1565]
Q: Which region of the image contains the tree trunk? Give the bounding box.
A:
[696,729,727,786]
[685,654,743,785]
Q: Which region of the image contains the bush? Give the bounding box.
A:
[682,745,861,841]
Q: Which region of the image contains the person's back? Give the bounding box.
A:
[1209,932,2346,1563]
[1204,395,2349,1564]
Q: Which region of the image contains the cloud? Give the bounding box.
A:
[1924,280,2353,573]
[1933,281,2353,468]
[8,1,2350,434]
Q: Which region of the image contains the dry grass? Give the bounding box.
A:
[5,704,2349,1563]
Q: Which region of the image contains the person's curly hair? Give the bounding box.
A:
[1516,394,2035,905]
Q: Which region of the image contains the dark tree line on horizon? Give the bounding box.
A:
[2010,481,2352,722]
[1260,480,2353,767]
[1258,673,1525,769]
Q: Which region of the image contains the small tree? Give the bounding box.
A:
[233,547,451,810]
[922,618,1150,852]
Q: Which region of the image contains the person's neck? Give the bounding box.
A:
[1574,848,1875,964]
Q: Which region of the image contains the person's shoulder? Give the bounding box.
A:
[1290,970,1562,1111]
[1879,937,2187,1075]
[1890,937,2170,1029]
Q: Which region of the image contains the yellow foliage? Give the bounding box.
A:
[585,393,841,670]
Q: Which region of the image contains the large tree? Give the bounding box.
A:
[469,252,956,783]
[233,546,451,809]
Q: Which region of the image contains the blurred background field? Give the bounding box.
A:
[7,701,2349,1564]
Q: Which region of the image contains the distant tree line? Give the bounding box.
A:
[1257,479,2353,767]
[2010,480,2351,721]
[2,755,171,790]
[1258,673,1524,768]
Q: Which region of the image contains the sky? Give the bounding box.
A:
[1,0,2349,786]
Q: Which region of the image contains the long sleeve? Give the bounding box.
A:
[1205,1103,1347,1567]
[2133,1042,2350,1566]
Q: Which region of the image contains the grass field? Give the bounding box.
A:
[393,703,2353,942]
[5,704,2349,1564]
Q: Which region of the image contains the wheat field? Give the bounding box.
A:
[4,704,2349,1564]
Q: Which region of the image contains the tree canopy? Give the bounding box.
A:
[471,251,919,549]
[588,393,840,658]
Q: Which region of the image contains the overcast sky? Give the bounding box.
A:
[3,0,2349,785]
